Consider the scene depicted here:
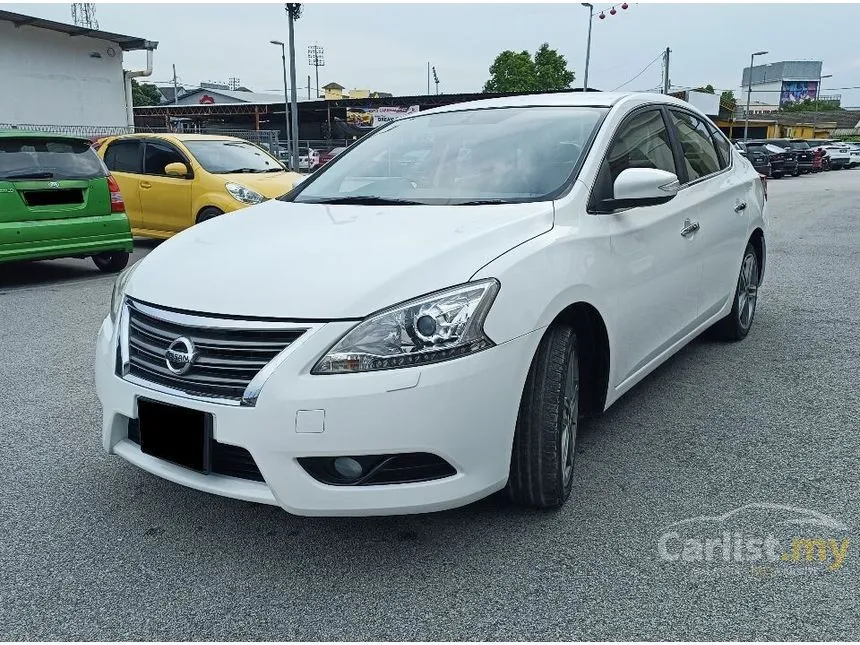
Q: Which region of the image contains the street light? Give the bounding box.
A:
[270,40,290,162]
[743,50,768,141]
[581,3,593,91]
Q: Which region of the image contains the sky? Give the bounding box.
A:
[6,2,860,107]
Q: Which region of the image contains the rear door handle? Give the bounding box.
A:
[139,181,152,189]
[734,202,747,213]
[681,218,700,237]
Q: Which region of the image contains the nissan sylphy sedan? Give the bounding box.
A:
[95,92,767,516]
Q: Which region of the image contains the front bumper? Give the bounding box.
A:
[95,314,542,516]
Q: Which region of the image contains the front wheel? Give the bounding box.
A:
[710,243,759,341]
[92,251,129,273]
[507,323,579,509]
[196,207,224,224]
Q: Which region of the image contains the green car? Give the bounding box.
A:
[0,131,133,273]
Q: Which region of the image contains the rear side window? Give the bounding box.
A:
[103,140,142,174]
[0,137,106,180]
[668,111,721,182]
[144,141,187,176]
[707,124,732,169]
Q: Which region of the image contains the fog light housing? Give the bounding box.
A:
[333,457,363,480]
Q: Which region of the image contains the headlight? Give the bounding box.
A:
[312,279,500,375]
[109,262,138,323]
[225,182,264,205]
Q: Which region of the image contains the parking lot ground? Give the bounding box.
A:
[1,171,859,640]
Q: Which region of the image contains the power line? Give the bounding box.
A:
[610,52,664,92]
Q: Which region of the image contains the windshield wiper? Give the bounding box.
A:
[309,196,424,205]
[220,168,263,174]
[2,171,55,179]
[456,199,516,205]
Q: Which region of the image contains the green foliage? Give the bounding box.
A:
[779,99,841,113]
[695,84,715,94]
[483,43,575,93]
[131,78,163,106]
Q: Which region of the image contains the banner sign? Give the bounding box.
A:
[346,105,420,129]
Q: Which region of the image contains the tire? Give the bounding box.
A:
[792,168,801,177]
[507,323,580,509]
[710,242,759,342]
[196,207,223,224]
[92,251,129,273]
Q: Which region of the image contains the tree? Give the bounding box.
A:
[720,90,736,111]
[695,84,715,94]
[483,43,574,93]
[131,78,163,106]
[779,98,841,113]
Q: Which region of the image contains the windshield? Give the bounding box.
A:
[0,137,106,180]
[788,141,810,150]
[290,106,607,205]
[183,140,285,174]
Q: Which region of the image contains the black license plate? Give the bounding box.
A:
[137,398,212,473]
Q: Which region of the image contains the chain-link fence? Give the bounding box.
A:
[0,123,132,139]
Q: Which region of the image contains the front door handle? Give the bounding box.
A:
[734,201,747,213]
[681,218,700,238]
[139,181,152,189]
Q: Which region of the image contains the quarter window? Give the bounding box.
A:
[144,141,187,176]
[708,123,732,169]
[103,140,142,174]
[669,111,722,181]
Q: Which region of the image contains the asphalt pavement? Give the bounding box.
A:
[1,171,858,640]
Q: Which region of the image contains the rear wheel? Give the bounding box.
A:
[196,207,223,224]
[792,168,801,177]
[711,243,759,341]
[92,251,129,273]
[507,323,579,509]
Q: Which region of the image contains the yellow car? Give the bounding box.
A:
[95,134,302,239]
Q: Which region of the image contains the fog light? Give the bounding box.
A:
[333,457,363,480]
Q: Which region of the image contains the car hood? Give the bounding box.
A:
[219,171,303,199]
[126,199,554,319]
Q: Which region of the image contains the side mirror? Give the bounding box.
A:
[164,162,190,178]
[599,168,680,212]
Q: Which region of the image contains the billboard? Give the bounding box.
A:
[780,81,818,105]
[346,105,420,130]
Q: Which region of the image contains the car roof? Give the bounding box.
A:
[0,129,91,144]
[106,133,245,142]
[418,91,693,115]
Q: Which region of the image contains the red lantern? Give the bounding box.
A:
[621,2,628,8]
[599,11,605,18]
[610,6,617,15]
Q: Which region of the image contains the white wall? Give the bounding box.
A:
[0,20,130,128]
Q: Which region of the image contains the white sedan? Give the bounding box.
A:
[95,92,767,516]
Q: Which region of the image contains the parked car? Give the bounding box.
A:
[96,92,767,516]
[819,143,852,169]
[743,142,790,178]
[298,147,320,171]
[841,142,860,168]
[734,141,772,176]
[317,146,347,167]
[0,130,132,271]
[95,134,302,239]
[762,139,814,174]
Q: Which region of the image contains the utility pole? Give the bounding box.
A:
[172,64,179,105]
[812,71,832,135]
[308,44,325,100]
[662,47,671,94]
[308,75,311,100]
[270,40,291,159]
[286,3,301,171]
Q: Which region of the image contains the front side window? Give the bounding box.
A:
[290,106,607,205]
[590,109,676,208]
[668,111,722,181]
[0,137,106,180]
[708,123,733,169]
[183,140,284,174]
[103,140,142,174]
[144,141,187,176]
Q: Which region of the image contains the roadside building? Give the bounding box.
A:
[0,9,157,136]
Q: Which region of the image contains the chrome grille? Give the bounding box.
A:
[124,300,305,402]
